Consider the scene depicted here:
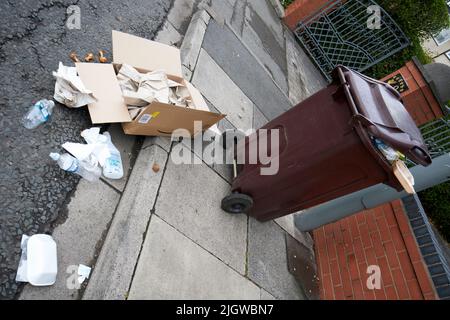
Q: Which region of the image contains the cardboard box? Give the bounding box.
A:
[76,30,225,137]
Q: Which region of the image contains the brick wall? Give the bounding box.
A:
[284,0,330,30]
[314,200,437,300]
[381,61,444,126]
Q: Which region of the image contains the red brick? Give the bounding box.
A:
[358,262,368,280]
[403,234,422,263]
[424,292,437,300]
[370,231,385,258]
[353,238,365,263]
[322,273,334,300]
[412,261,435,295]
[348,253,360,281]
[356,212,366,225]
[374,287,387,300]
[362,286,376,300]
[377,256,394,286]
[324,223,334,237]
[366,213,377,232]
[391,268,410,299]
[383,241,400,269]
[314,228,326,247]
[317,247,330,276]
[359,224,372,249]
[326,235,338,261]
[389,226,405,251]
[349,216,360,238]
[352,279,364,300]
[393,208,412,236]
[333,222,344,244]
[397,250,415,281]
[329,259,341,287]
[385,285,399,300]
[334,285,345,300]
[375,215,390,241]
[364,247,377,266]
[385,210,398,227]
[341,266,354,298]
[407,279,424,300]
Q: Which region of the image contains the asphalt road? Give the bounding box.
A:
[0,0,172,299]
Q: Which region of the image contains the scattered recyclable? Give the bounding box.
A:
[22,99,55,129]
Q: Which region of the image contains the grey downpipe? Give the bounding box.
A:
[294,153,450,232]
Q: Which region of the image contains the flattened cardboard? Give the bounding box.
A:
[122,102,225,137]
[112,30,183,80]
[76,63,131,124]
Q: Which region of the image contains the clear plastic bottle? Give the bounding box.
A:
[49,152,101,182]
[23,100,55,129]
[102,132,124,180]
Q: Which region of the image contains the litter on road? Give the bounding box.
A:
[52,62,97,109]
[16,234,58,287]
[77,264,92,285]
[75,30,225,137]
[22,99,55,129]
[51,127,124,182]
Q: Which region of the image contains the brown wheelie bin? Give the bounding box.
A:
[221,66,432,221]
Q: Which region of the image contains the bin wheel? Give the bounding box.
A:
[221,193,253,214]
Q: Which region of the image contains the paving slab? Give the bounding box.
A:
[156,145,247,274]
[247,0,286,47]
[82,144,168,300]
[260,289,277,300]
[192,49,254,131]
[285,28,327,105]
[202,20,290,121]
[253,106,269,130]
[128,215,260,300]
[154,20,183,47]
[20,179,120,300]
[180,10,210,72]
[101,124,137,192]
[247,218,305,300]
[275,214,315,252]
[167,0,200,34]
[241,4,288,93]
[205,0,235,25]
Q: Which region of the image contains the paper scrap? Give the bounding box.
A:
[15,235,30,282]
[53,62,97,108]
[77,264,91,284]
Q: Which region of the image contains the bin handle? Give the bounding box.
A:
[336,67,373,128]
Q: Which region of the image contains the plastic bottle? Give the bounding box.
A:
[23,100,55,129]
[102,132,124,179]
[49,152,101,182]
[373,138,399,163]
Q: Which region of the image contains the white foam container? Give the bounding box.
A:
[26,234,58,286]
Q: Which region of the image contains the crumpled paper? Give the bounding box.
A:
[117,64,193,119]
[62,127,110,168]
[52,62,97,108]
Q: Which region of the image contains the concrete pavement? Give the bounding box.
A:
[20,0,326,300]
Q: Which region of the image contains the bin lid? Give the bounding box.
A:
[336,66,432,167]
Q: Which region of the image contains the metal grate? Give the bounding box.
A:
[420,116,450,158]
[294,0,410,81]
